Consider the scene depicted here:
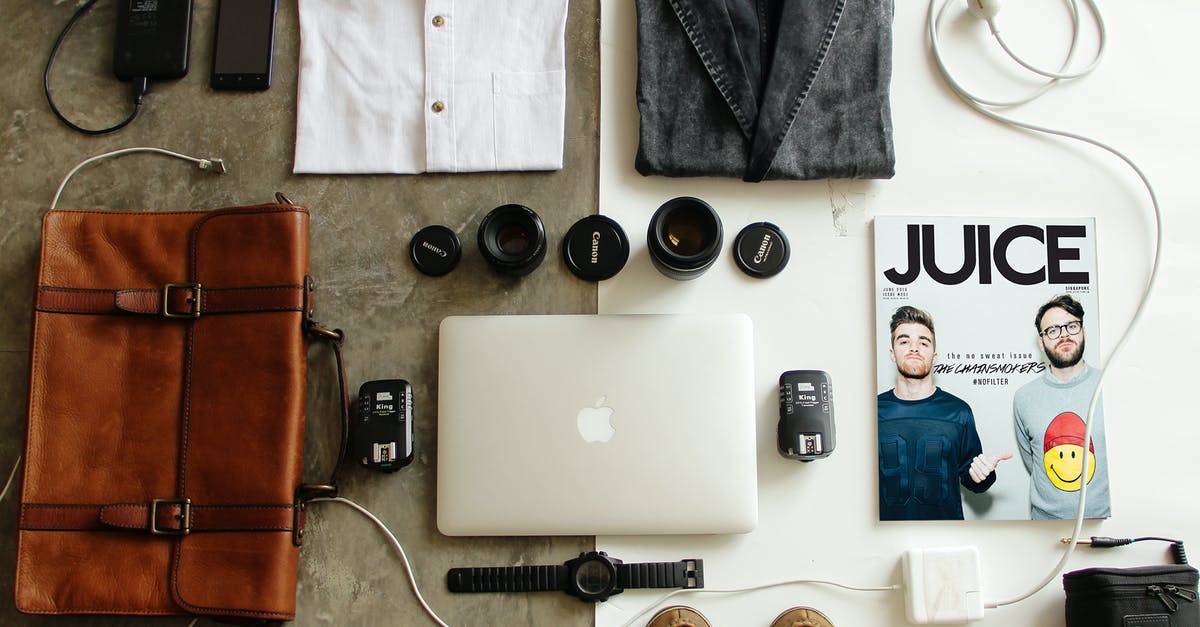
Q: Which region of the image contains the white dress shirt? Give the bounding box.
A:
[294,0,569,174]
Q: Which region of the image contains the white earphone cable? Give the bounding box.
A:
[617,578,899,627]
[929,0,1163,609]
[50,147,226,211]
[932,0,1103,108]
[0,456,21,505]
[986,0,1106,81]
[308,496,451,627]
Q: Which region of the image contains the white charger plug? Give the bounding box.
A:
[902,546,985,624]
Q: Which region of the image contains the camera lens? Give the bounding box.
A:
[647,196,723,280]
[478,204,547,276]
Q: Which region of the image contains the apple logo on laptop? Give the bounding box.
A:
[576,396,615,443]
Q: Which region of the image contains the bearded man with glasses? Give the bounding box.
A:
[1013,294,1111,520]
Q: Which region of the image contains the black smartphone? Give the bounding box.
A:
[210,0,277,90]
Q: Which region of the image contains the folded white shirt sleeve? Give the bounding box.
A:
[294,0,568,174]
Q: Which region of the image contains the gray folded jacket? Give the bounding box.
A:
[635,0,895,182]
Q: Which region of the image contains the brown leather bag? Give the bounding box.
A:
[15,203,344,621]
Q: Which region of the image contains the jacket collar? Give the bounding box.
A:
[667,0,846,181]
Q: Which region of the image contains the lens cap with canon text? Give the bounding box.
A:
[733,222,789,278]
[562,214,629,281]
[409,225,462,276]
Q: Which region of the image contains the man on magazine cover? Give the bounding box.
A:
[1013,295,1111,519]
[878,306,1012,520]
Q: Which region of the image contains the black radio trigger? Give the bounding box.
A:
[354,379,415,473]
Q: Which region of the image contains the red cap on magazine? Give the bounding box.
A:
[1043,412,1094,453]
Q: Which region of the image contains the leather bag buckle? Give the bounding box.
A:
[162,283,202,318]
[149,498,192,535]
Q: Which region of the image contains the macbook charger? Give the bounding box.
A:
[902,546,985,624]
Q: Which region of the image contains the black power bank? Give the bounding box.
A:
[113,0,193,80]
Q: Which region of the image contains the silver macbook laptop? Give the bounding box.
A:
[436,313,758,536]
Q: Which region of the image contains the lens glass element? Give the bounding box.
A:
[496,224,530,255]
[663,204,717,257]
[647,196,723,280]
[477,204,547,276]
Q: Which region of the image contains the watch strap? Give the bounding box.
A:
[617,558,704,590]
[447,565,569,593]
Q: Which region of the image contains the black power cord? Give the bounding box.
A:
[1067,536,1190,565]
[44,0,147,135]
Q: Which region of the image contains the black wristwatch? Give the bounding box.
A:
[446,551,704,602]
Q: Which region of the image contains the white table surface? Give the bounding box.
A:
[596,1,1200,625]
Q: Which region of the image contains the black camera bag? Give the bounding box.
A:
[1064,564,1198,626]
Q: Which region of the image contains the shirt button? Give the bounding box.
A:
[432,15,445,27]
[431,101,446,113]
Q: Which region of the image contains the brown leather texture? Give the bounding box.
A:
[16,205,311,621]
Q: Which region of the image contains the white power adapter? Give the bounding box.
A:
[902,546,985,624]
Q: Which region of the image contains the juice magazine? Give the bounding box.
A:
[873,216,1109,521]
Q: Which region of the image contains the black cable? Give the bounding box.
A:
[1172,543,1190,565]
[44,0,147,135]
[1131,538,1192,565]
[1070,536,1189,565]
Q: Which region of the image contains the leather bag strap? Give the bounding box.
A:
[19,502,299,535]
[36,284,306,317]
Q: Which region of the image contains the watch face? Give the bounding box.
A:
[568,552,624,600]
[575,558,613,596]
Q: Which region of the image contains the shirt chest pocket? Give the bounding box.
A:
[491,70,566,170]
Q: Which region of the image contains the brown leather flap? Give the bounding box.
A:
[17,205,310,621]
[171,206,309,619]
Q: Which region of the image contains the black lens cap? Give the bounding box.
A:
[562,215,629,282]
[733,222,790,278]
[409,225,462,276]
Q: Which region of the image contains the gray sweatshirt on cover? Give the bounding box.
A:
[1013,364,1110,520]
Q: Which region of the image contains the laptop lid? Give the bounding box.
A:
[436,313,758,536]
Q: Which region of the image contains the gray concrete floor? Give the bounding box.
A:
[0,1,598,625]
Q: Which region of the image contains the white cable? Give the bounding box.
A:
[617,578,899,627]
[49,146,226,211]
[987,0,1106,80]
[928,0,1163,610]
[0,456,21,504]
[308,496,450,627]
[931,0,1103,108]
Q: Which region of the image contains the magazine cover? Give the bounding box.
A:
[874,216,1109,521]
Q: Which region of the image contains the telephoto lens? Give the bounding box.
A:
[646,196,723,280]
[478,204,547,276]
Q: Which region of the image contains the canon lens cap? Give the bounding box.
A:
[562,215,629,281]
[733,222,790,278]
[409,225,462,276]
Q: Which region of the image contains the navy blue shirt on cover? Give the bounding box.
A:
[878,388,994,520]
